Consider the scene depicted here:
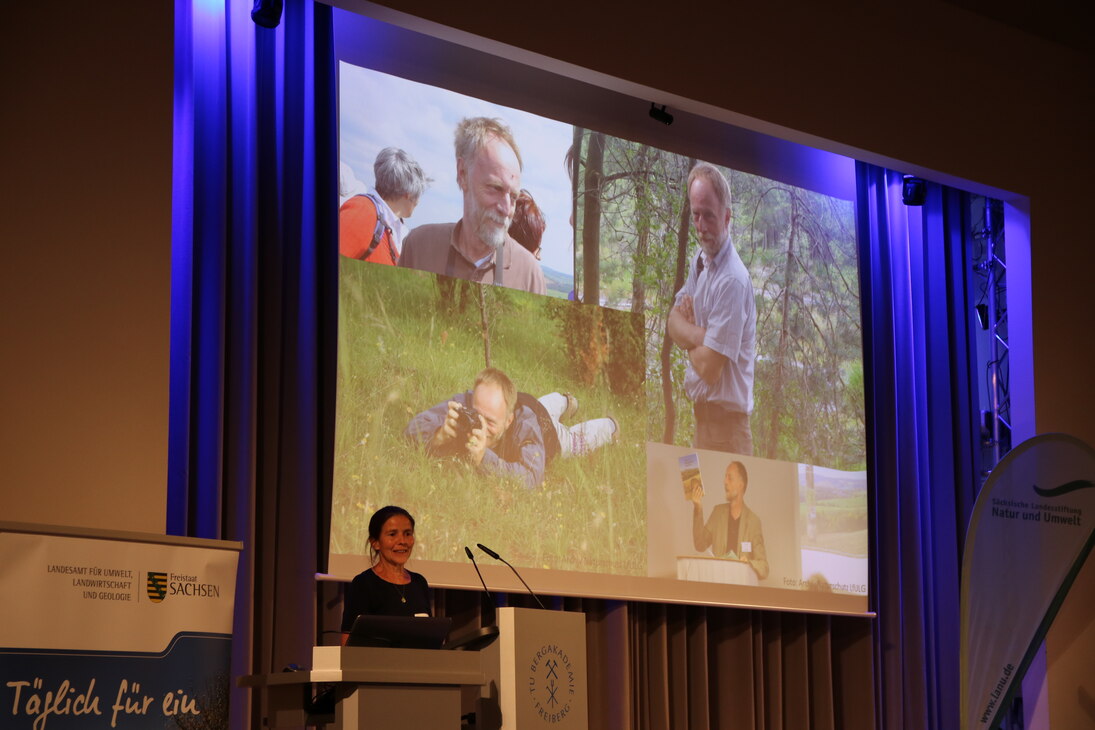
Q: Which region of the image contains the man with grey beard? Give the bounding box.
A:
[399,117,546,295]
[668,162,756,455]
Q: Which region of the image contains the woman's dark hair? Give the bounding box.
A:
[508,189,546,256]
[367,505,415,563]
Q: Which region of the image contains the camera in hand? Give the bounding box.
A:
[453,403,482,440]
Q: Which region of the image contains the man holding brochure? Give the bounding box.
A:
[690,460,768,580]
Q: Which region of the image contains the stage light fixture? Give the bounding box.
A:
[975,303,989,330]
[902,175,926,206]
[251,0,283,28]
[649,103,673,126]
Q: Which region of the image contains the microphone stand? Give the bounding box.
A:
[464,545,494,602]
[476,543,546,610]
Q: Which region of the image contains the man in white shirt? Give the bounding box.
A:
[667,162,756,454]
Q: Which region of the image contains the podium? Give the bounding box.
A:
[676,555,759,585]
[240,607,588,729]
[486,607,588,729]
[240,645,485,728]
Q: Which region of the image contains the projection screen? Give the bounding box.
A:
[328,6,869,616]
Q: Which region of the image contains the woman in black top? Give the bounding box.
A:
[340,505,431,643]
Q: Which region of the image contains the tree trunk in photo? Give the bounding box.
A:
[605,308,643,397]
[436,275,455,314]
[661,160,694,444]
[603,145,653,398]
[570,126,583,297]
[765,194,798,459]
[581,131,604,306]
[436,276,471,315]
[479,284,491,368]
[631,146,652,315]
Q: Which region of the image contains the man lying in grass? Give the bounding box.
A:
[405,367,618,489]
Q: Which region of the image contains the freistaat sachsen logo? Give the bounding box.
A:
[146,572,168,603]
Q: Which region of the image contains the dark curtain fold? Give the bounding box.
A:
[169,1,336,728]
[171,3,984,728]
[857,163,982,729]
[390,587,874,730]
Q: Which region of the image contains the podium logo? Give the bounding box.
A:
[147,572,168,603]
[526,643,577,724]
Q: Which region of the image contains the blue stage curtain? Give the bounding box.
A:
[857,163,983,729]
[168,1,337,726]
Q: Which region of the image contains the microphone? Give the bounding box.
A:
[476,543,545,610]
[464,546,493,602]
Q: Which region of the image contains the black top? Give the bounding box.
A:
[341,568,431,632]
[726,509,741,557]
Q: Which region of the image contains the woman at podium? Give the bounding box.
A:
[340,505,431,644]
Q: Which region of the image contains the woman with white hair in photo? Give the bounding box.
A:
[339,147,430,265]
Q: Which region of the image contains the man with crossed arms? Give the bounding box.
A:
[668,161,756,455]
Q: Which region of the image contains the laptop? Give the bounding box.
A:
[345,614,452,649]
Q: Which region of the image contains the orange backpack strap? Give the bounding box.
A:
[339,194,395,263]
[361,193,394,262]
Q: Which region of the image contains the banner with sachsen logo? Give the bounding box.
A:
[0,523,240,729]
[960,434,1095,730]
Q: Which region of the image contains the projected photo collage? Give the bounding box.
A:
[332,61,868,612]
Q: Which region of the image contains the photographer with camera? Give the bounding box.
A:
[405,367,617,489]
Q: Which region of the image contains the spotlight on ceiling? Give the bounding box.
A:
[902,175,926,206]
[649,103,673,126]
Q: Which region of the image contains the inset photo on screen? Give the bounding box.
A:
[338,63,575,298]
[332,261,647,576]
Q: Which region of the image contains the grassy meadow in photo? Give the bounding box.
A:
[331,260,647,575]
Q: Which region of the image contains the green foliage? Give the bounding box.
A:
[333,262,647,575]
[546,299,605,387]
[799,492,868,556]
[603,306,644,397]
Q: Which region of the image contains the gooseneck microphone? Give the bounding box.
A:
[476,543,546,609]
[464,545,493,601]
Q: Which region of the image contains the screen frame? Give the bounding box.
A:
[327,554,873,616]
[327,0,873,617]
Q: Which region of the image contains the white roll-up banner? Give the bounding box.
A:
[960,434,1095,729]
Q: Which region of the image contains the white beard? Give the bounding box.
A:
[477,211,509,250]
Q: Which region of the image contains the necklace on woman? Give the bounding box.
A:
[377,566,409,603]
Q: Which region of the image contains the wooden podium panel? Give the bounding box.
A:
[338,682,462,728]
[493,607,588,730]
[241,645,485,729]
[311,644,485,682]
[241,611,587,729]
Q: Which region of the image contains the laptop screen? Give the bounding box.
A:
[346,614,453,649]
